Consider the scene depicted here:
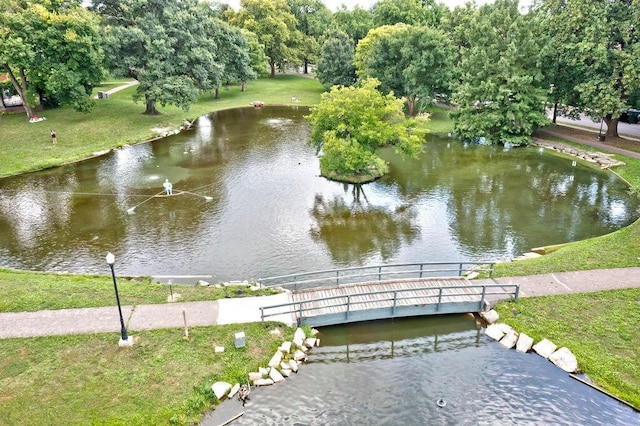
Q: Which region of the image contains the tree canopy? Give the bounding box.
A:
[96,0,229,114]
[315,29,357,89]
[355,24,454,116]
[539,0,640,137]
[1,0,103,119]
[450,0,548,145]
[306,78,425,183]
[230,0,302,78]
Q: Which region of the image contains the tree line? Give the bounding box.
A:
[2,0,639,142]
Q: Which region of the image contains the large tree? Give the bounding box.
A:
[330,6,373,45]
[355,24,454,116]
[0,0,103,119]
[538,0,640,138]
[207,20,256,97]
[450,0,548,145]
[95,0,224,115]
[230,0,302,78]
[306,78,425,183]
[371,0,445,27]
[287,0,332,74]
[315,29,357,89]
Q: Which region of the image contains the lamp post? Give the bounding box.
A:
[106,252,133,347]
[598,117,605,142]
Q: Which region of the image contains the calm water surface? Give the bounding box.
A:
[0,106,638,279]
[213,317,639,425]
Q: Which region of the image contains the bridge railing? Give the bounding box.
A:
[259,283,518,325]
[257,261,495,292]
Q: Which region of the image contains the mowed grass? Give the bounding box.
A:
[0,268,276,313]
[0,323,289,425]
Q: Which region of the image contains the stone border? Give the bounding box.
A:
[480,309,578,373]
[211,327,320,402]
[532,138,625,169]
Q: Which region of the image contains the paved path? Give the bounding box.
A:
[93,80,139,99]
[2,268,640,339]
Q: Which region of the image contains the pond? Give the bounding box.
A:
[202,317,639,425]
[0,106,638,280]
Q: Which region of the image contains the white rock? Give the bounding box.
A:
[495,323,513,334]
[198,280,210,287]
[293,349,306,361]
[259,367,269,376]
[268,351,283,368]
[466,271,479,279]
[515,333,534,353]
[485,323,506,341]
[315,338,320,347]
[248,372,262,381]
[280,368,291,377]
[304,337,317,348]
[533,338,558,359]
[269,368,285,383]
[211,382,232,400]
[293,328,306,347]
[549,347,578,373]
[479,309,499,324]
[500,331,518,349]
[228,383,240,398]
[298,344,309,353]
[253,378,274,386]
[311,328,320,336]
[279,341,292,353]
[288,359,298,372]
[214,346,225,353]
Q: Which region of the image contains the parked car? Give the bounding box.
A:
[620,108,639,124]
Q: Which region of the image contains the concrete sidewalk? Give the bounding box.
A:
[2,268,640,339]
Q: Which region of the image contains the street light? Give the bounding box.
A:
[106,252,133,347]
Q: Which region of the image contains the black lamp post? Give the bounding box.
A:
[106,252,132,346]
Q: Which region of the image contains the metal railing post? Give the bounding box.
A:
[480,286,487,310]
[437,287,443,310]
[346,295,351,320]
[459,263,463,276]
[489,263,495,278]
[336,270,340,287]
[420,263,424,278]
[514,284,520,302]
[378,266,382,281]
[392,290,397,315]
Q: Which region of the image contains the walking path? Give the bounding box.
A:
[93,79,139,99]
[2,268,640,339]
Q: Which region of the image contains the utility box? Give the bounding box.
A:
[234,331,246,348]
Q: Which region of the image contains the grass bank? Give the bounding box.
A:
[494,288,640,409]
[0,323,290,425]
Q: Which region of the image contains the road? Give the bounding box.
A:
[549,110,640,139]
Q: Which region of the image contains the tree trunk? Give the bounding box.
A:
[269,59,276,78]
[303,59,309,74]
[215,87,220,99]
[241,81,246,92]
[3,64,36,119]
[604,114,619,138]
[552,102,558,123]
[406,95,416,117]
[144,96,160,115]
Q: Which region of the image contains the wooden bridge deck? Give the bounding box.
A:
[292,277,480,317]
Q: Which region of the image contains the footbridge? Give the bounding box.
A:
[257,262,519,327]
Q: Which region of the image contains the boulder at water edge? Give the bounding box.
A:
[532,338,557,359]
[268,350,283,368]
[549,347,578,373]
[228,383,240,398]
[515,333,534,353]
[293,328,306,348]
[269,368,285,383]
[480,309,500,324]
[485,323,506,341]
[212,381,232,400]
[500,331,518,349]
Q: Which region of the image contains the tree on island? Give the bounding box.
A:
[306,78,425,184]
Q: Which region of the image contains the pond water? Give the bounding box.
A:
[203,317,639,425]
[0,106,638,280]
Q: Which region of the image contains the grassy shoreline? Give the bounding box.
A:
[2,76,640,421]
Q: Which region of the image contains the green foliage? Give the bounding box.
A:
[287,0,332,71]
[316,29,357,89]
[329,5,374,44]
[306,78,425,182]
[0,0,104,115]
[371,0,445,27]
[231,0,303,78]
[450,0,549,145]
[98,0,224,114]
[355,23,455,116]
